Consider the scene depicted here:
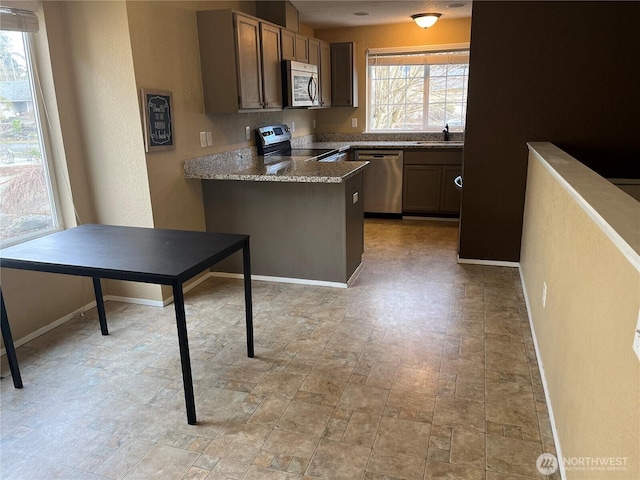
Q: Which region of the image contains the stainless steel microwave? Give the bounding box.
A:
[283,60,319,108]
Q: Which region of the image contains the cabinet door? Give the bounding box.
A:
[403,165,442,212]
[308,38,320,67]
[260,23,283,108]
[295,34,308,62]
[234,14,263,109]
[440,166,462,213]
[281,29,296,61]
[308,39,330,107]
[331,42,357,107]
[319,41,332,107]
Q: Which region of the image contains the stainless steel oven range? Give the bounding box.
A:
[255,124,346,162]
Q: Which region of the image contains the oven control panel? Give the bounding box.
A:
[256,124,291,147]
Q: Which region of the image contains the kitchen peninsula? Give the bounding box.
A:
[184,152,368,286]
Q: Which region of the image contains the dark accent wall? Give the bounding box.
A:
[459,1,640,262]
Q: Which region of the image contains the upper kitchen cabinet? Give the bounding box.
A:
[197,10,283,113]
[281,29,308,63]
[308,38,331,107]
[331,42,358,107]
[259,23,283,109]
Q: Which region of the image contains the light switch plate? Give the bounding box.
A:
[351,118,357,128]
[291,121,295,132]
[199,132,207,148]
[352,191,358,204]
[245,126,251,141]
[206,132,213,146]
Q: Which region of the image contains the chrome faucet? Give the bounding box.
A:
[443,124,450,141]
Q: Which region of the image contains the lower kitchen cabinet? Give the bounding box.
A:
[403,165,442,212]
[441,166,462,212]
[402,149,462,215]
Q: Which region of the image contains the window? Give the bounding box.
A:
[1,12,60,245]
[367,47,469,132]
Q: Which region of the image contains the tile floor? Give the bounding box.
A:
[1,219,559,480]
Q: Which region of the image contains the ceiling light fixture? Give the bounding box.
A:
[411,13,441,29]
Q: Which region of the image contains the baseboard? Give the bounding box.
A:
[1,272,216,356]
[457,256,520,268]
[103,295,165,307]
[129,271,216,307]
[1,299,97,355]
[402,215,459,222]
[519,266,567,480]
[210,271,349,289]
[347,262,364,287]
[2,268,351,357]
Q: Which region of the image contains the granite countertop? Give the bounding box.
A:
[184,153,368,183]
[305,141,464,150]
[183,138,463,184]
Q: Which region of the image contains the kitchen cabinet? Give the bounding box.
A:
[259,23,283,108]
[281,29,308,63]
[402,149,462,215]
[308,38,331,107]
[197,10,282,113]
[331,42,358,107]
[403,166,442,212]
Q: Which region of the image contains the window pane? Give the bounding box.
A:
[0,31,57,244]
[428,103,446,125]
[371,105,389,129]
[430,65,447,76]
[388,78,406,104]
[406,78,424,103]
[447,64,467,76]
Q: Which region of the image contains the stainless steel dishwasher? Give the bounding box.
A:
[355,150,403,214]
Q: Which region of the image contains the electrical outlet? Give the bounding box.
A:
[633,310,640,362]
[206,132,213,146]
[352,191,359,204]
[542,282,547,308]
[199,131,207,148]
[313,119,316,129]
[245,126,251,141]
[291,121,295,132]
[351,117,357,128]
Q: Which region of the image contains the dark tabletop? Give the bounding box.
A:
[0,224,249,284]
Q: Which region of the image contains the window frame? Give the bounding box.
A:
[0,30,63,247]
[366,43,470,133]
